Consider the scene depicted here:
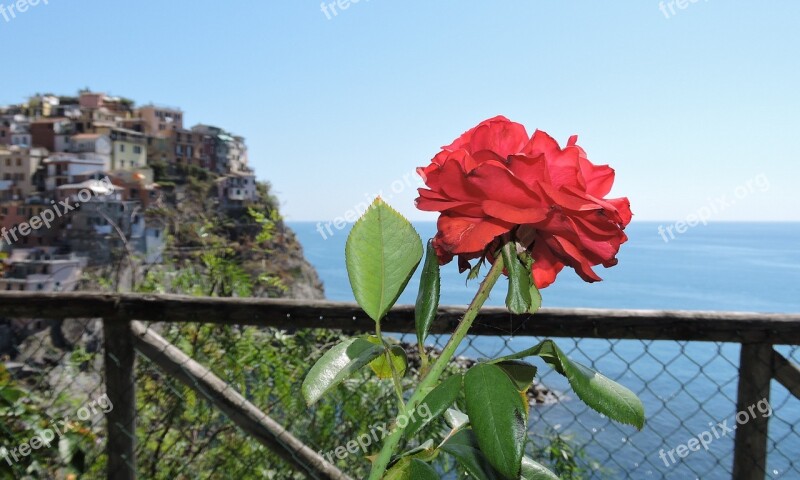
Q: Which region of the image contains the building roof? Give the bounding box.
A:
[45,155,105,165]
[138,103,183,113]
[72,133,103,140]
[56,179,123,195]
[30,117,70,124]
[229,170,256,178]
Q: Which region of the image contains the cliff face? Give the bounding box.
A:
[2,175,325,361]
[145,177,325,300]
[258,225,325,300]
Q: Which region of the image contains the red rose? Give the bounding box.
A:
[416,116,632,288]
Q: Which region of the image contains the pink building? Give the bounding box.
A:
[79,92,105,110]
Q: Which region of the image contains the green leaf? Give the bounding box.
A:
[520,457,559,480]
[494,340,645,429]
[397,439,439,463]
[464,364,527,479]
[405,374,462,439]
[345,198,423,323]
[0,385,25,404]
[467,261,483,280]
[519,252,542,314]
[369,344,408,380]
[415,240,441,348]
[495,360,537,392]
[440,429,500,480]
[301,338,384,405]
[384,457,440,480]
[502,243,532,315]
[528,284,542,315]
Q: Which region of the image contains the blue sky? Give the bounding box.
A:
[1,0,798,222]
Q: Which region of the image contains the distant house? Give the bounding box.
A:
[93,124,147,170]
[108,169,162,208]
[216,171,258,207]
[0,118,10,146]
[30,118,75,152]
[0,248,87,337]
[0,198,62,249]
[191,125,249,174]
[78,91,134,117]
[0,146,49,197]
[171,128,195,168]
[0,248,86,292]
[55,178,123,202]
[44,153,109,191]
[136,104,184,135]
[65,195,164,265]
[8,117,31,148]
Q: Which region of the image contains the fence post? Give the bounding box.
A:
[104,319,137,480]
[732,342,773,480]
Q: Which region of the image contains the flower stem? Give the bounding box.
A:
[376,323,407,414]
[367,255,506,479]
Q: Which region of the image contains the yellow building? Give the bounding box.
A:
[94,126,147,171]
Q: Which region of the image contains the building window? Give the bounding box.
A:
[119,144,125,152]
[133,146,142,154]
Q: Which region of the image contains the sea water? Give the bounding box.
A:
[291,221,800,479]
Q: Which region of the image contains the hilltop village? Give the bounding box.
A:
[0,91,259,294]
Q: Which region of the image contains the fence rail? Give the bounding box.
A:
[1,292,799,479]
[2,292,799,342]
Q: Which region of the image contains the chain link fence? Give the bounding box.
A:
[1,308,799,479]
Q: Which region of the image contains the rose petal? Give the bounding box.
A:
[531,240,565,289]
[435,215,512,255]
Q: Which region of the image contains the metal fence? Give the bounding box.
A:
[1,292,799,480]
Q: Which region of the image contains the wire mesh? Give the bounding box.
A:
[1,315,798,479]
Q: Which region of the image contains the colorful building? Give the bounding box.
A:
[0,147,48,197]
[93,125,147,170]
[136,104,184,135]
